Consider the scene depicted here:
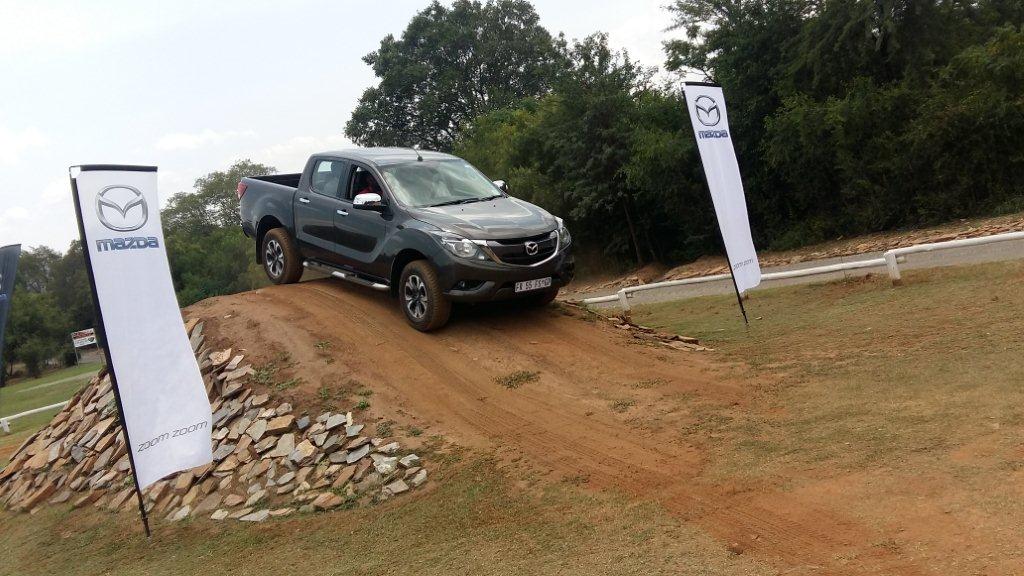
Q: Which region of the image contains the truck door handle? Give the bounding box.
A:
[298,197,311,204]
[336,209,348,216]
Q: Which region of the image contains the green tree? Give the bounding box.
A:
[624,90,717,263]
[163,160,274,306]
[164,160,271,235]
[906,27,1024,219]
[3,291,67,378]
[664,0,808,245]
[345,0,564,150]
[458,34,656,265]
[13,245,62,293]
[50,241,95,333]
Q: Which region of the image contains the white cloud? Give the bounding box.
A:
[246,134,355,172]
[40,176,69,206]
[0,206,30,222]
[0,125,47,165]
[155,129,257,151]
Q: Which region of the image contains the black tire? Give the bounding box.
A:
[262,228,303,285]
[525,289,559,307]
[399,260,451,331]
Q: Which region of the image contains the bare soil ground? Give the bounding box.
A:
[178,273,940,575]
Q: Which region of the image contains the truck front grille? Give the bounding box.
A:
[487,230,558,265]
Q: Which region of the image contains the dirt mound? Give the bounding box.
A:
[182,278,925,574]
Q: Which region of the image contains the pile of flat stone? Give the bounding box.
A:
[609,317,711,352]
[0,318,428,523]
[561,302,710,352]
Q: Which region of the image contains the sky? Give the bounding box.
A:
[0,0,683,252]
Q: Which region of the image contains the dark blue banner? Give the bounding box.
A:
[0,244,21,380]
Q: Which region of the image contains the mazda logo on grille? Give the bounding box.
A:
[96,185,148,232]
[694,95,721,127]
[524,241,539,256]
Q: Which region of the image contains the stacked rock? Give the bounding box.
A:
[0,319,428,523]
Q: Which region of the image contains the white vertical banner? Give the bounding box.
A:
[684,83,762,292]
[72,166,212,490]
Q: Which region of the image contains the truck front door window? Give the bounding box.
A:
[350,167,382,201]
[312,160,344,198]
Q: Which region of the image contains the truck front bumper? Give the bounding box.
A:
[437,245,575,303]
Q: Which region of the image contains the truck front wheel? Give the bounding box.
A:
[262,228,303,285]
[399,260,451,332]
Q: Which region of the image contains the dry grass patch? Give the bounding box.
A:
[0,457,771,576]
[494,370,540,389]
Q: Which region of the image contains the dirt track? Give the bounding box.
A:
[188,278,929,575]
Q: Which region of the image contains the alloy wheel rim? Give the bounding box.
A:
[265,239,284,278]
[404,274,428,320]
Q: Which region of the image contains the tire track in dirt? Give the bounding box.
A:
[188,279,931,575]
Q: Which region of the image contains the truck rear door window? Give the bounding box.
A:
[311,160,345,198]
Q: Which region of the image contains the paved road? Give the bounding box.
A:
[583,237,1024,309]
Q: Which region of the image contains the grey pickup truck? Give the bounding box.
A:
[237,148,574,331]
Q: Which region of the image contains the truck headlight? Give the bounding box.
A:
[557,218,572,247]
[429,231,486,260]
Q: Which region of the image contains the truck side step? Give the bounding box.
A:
[303,261,389,291]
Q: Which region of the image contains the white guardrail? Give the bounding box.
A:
[582,230,1024,311]
[0,401,69,434]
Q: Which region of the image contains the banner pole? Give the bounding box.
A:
[715,223,750,326]
[69,171,152,538]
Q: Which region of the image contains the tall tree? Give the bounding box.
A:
[345,0,564,150]
[50,241,95,333]
[492,35,655,265]
[163,160,275,306]
[3,291,67,378]
[13,246,62,294]
[163,159,273,236]
[664,0,808,246]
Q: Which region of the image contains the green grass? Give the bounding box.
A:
[1,363,101,466]
[0,457,771,576]
[631,261,1024,478]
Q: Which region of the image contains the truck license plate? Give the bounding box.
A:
[515,277,552,293]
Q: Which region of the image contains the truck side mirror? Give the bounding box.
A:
[492,180,508,193]
[353,192,385,211]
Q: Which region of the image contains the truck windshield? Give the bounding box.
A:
[378,160,502,208]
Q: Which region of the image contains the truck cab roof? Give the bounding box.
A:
[320,147,458,167]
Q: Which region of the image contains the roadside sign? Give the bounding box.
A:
[71,328,97,348]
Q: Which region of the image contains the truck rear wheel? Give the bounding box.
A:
[399,260,451,332]
[262,228,303,285]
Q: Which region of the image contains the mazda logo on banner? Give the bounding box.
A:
[694,95,721,127]
[96,185,148,231]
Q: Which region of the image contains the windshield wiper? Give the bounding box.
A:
[428,195,500,207]
[428,198,477,207]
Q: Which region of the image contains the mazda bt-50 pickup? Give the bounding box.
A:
[237,148,574,331]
